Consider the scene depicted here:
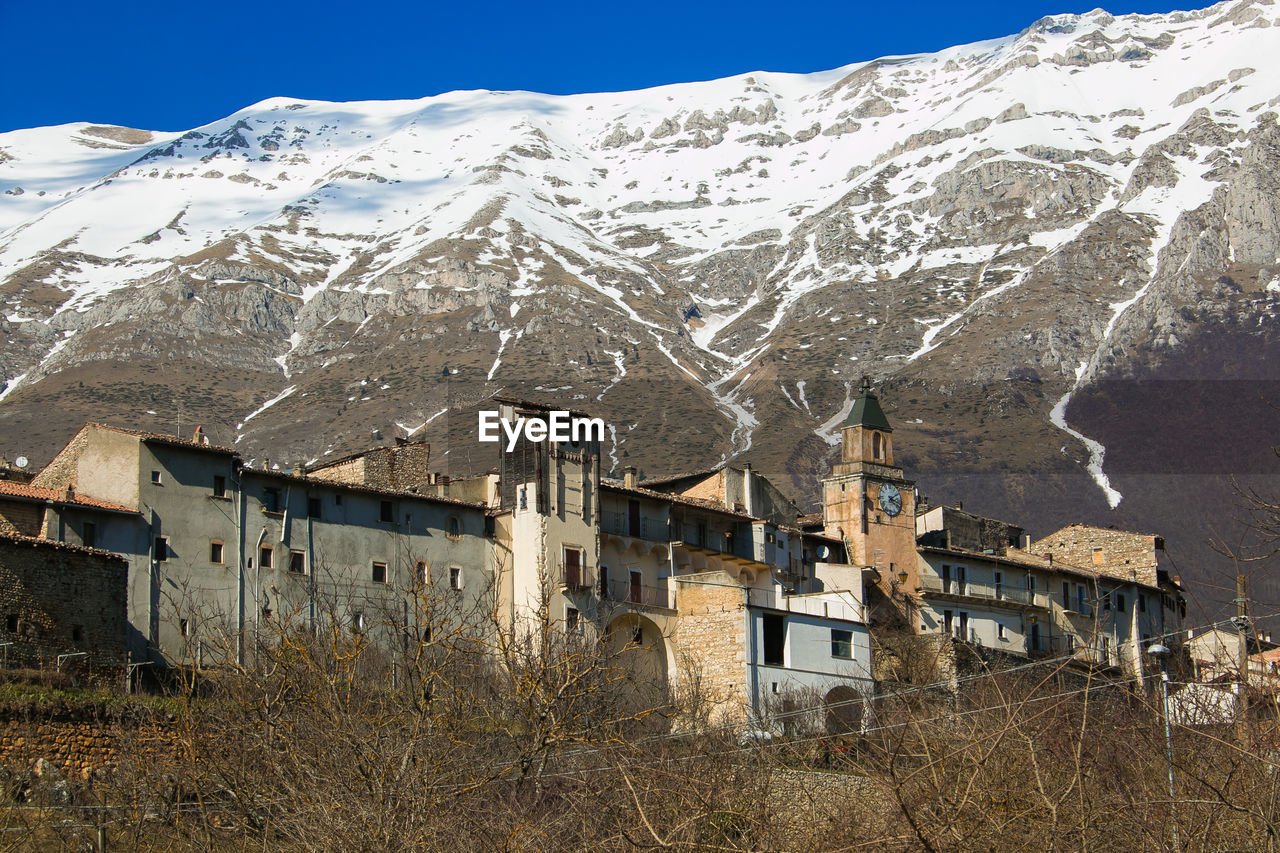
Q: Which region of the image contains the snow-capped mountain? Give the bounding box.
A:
[3,0,1280,606]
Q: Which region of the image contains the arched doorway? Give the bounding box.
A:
[604,613,670,712]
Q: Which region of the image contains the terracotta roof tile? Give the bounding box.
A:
[0,481,137,514]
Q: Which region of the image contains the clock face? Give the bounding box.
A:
[878,482,903,517]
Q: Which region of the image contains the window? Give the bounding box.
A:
[997,622,1007,640]
[958,612,970,641]
[629,570,642,603]
[447,516,461,539]
[151,470,162,484]
[1026,575,1037,593]
[566,607,580,633]
[71,625,84,643]
[263,488,280,513]
[765,531,775,545]
[994,571,1003,600]
[289,550,305,574]
[210,541,224,564]
[307,497,321,518]
[1092,546,1104,566]
[155,536,169,562]
[956,565,966,595]
[179,618,190,638]
[416,561,429,585]
[380,500,394,523]
[872,431,884,460]
[598,565,610,599]
[1102,591,1111,611]
[762,613,785,666]
[942,564,952,594]
[213,475,226,498]
[519,487,528,510]
[1063,582,1070,607]
[335,493,343,506]
[82,522,96,549]
[1139,594,1147,613]
[351,612,365,633]
[5,614,17,633]
[449,567,462,590]
[259,545,273,569]
[372,562,388,584]
[831,629,853,659]
[632,624,644,646]
[1067,634,1076,653]
[1115,593,1125,614]
[943,609,954,636]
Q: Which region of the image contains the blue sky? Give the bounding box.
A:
[2,0,1189,133]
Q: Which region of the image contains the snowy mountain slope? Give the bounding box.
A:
[2,0,1280,607]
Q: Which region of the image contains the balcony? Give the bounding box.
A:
[561,560,594,591]
[601,510,667,541]
[918,575,1037,608]
[600,578,676,611]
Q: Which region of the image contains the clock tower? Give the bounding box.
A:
[823,378,917,591]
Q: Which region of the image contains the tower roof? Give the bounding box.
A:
[844,377,893,432]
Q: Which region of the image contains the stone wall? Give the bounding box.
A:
[0,535,128,664]
[0,499,42,537]
[0,711,177,779]
[1032,525,1160,585]
[672,572,748,722]
[309,442,430,491]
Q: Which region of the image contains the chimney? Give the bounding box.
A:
[623,467,638,489]
[1022,533,1031,550]
[742,463,755,517]
[63,484,75,502]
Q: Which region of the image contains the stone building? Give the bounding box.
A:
[485,398,877,730]
[0,534,128,665]
[815,381,1187,685]
[29,423,491,667]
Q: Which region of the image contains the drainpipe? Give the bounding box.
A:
[232,461,245,666]
[747,584,759,724]
[253,526,268,653]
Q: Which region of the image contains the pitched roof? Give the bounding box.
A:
[844,377,893,432]
[0,481,138,514]
[600,479,755,520]
[638,466,724,489]
[86,423,237,455]
[0,531,129,561]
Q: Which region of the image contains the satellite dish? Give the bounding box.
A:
[13,456,28,469]
[816,544,830,560]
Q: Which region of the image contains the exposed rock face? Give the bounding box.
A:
[2,0,1280,609]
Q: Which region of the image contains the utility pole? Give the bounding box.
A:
[1235,573,1250,723]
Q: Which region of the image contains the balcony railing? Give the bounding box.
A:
[601,510,666,541]
[746,588,864,623]
[919,575,1035,606]
[600,579,676,610]
[561,560,594,590]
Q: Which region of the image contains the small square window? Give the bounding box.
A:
[380,501,394,523]
[831,629,853,659]
[449,567,462,590]
[997,622,1007,640]
[289,550,305,574]
[308,497,322,518]
[263,488,280,513]
[210,541,224,564]
[372,562,388,584]
[335,493,343,506]
[213,475,226,498]
[151,470,162,484]
[447,516,461,539]
[259,545,273,569]
[155,536,169,562]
